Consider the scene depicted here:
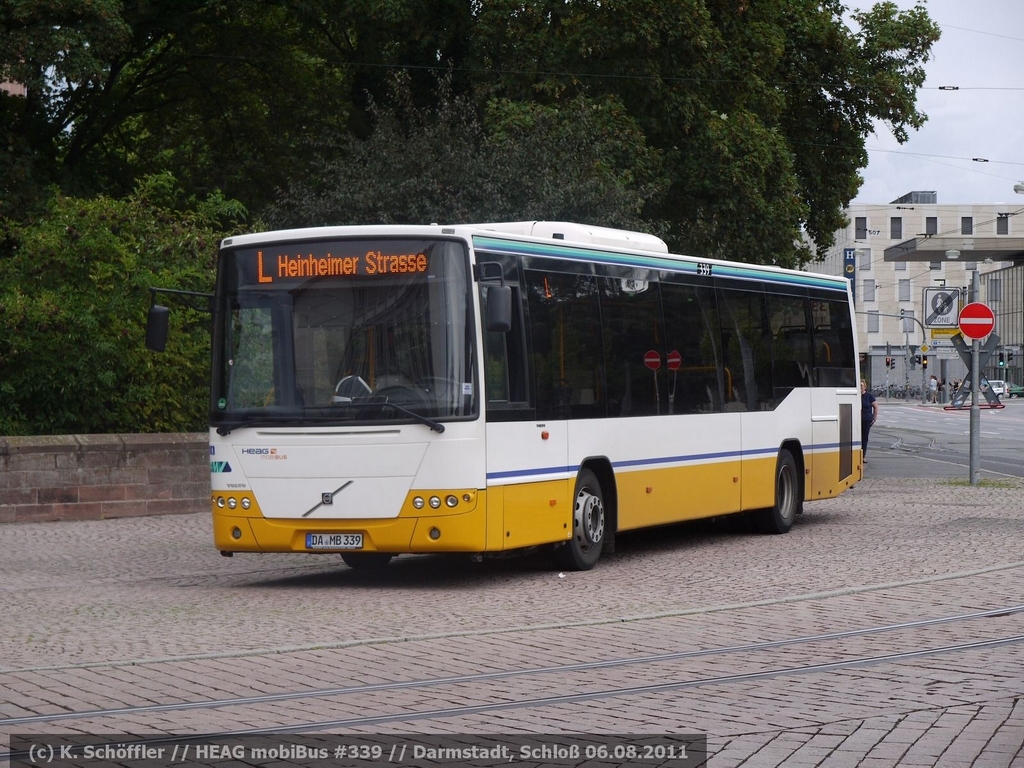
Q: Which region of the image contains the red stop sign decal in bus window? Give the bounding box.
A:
[644,350,661,370]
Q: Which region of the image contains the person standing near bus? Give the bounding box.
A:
[861,379,878,462]
[929,374,939,403]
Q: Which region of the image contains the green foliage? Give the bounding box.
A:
[267,74,669,235]
[253,0,942,266]
[0,175,246,435]
[0,1,941,436]
[465,0,939,265]
[1,0,134,219]
[1,0,352,220]
[2,0,940,268]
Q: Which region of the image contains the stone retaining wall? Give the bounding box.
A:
[0,434,208,523]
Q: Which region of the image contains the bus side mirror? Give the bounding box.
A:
[146,305,170,352]
[486,285,512,333]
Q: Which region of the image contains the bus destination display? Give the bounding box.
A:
[250,247,429,285]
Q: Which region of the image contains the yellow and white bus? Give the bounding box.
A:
[151,221,861,571]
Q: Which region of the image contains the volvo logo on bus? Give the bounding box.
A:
[303,480,354,517]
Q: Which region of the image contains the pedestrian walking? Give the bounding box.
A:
[861,379,878,463]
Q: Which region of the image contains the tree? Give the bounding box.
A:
[3,0,938,269]
[0,174,246,435]
[267,73,669,234]
[1,0,352,222]
[464,0,939,266]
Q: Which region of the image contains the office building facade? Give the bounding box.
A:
[809,192,1023,398]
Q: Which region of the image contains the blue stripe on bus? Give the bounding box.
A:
[487,465,576,481]
[485,442,858,481]
[472,236,847,291]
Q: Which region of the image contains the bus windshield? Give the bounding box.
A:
[211,237,475,430]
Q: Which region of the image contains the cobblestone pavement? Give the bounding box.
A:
[2,473,1023,767]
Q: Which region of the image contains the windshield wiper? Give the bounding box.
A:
[320,397,445,432]
[377,400,445,433]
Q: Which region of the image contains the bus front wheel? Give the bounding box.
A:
[756,449,800,535]
[555,468,605,571]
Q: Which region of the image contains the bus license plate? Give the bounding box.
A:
[306,532,363,550]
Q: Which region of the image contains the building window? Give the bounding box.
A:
[997,215,1009,235]
[855,217,867,240]
[863,279,876,302]
[899,279,911,302]
[930,261,942,271]
[926,217,938,235]
[961,217,973,235]
[858,248,871,270]
[894,261,907,271]
[890,217,903,239]
[867,311,880,333]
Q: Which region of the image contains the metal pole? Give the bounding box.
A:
[969,270,980,485]
[903,320,910,396]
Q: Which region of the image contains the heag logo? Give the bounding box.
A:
[240,447,288,460]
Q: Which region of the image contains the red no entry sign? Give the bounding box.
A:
[667,350,681,371]
[958,302,995,340]
[643,350,661,370]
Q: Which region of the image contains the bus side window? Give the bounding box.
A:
[599,277,665,417]
[661,281,721,414]
[716,286,772,412]
[768,292,811,405]
[810,295,857,387]
[525,270,604,420]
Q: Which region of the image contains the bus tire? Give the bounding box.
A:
[341,552,393,570]
[756,449,799,535]
[555,468,606,571]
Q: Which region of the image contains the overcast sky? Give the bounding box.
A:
[851,0,1024,206]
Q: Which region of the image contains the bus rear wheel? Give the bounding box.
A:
[555,468,605,571]
[756,449,800,535]
[341,552,394,570]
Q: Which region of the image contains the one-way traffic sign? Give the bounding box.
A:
[958,302,995,340]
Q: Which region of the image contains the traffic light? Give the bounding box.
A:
[998,352,1005,367]
[922,356,928,369]
[912,354,920,369]
[885,356,895,369]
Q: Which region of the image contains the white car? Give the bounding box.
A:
[986,379,1006,397]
